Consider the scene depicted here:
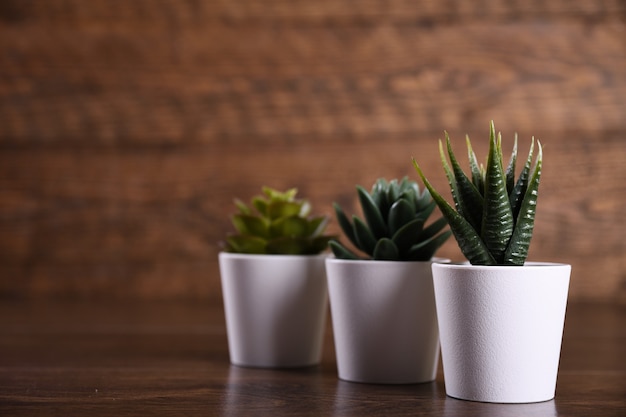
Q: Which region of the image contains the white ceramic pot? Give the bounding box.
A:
[218,252,329,368]
[325,258,445,384]
[432,262,571,403]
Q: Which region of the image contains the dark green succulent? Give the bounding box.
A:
[329,178,451,261]
[224,187,335,255]
[413,121,542,266]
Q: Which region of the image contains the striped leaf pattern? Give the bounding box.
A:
[480,123,515,263]
[413,121,542,265]
[504,142,542,265]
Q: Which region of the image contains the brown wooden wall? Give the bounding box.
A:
[1,0,624,302]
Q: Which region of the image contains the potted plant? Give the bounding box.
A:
[325,177,451,384]
[413,121,571,403]
[218,186,335,368]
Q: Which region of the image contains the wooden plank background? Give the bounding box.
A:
[0,0,624,302]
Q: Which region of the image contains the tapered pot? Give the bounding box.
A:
[219,252,328,368]
[432,262,571,403]
[326,258,445,384]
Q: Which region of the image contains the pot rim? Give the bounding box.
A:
[432,261,571,271]
[325,256,450,265]
[219,252,330,261]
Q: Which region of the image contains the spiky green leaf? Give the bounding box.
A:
[446,133,484,232]
[407,230,453,261]
[232,214,270,238]
[415,200,437,222]
[329,240,360,260]
[372,238,400,261]
[505,134,518,194]
[509,138,535,221]
[235,199,252,215]
[251,197,267,215]
[270,216,309,238]
[334,203,358,248]
[480,122,514,263]
[333,178,449,261]
[226,186,333,255]
[466,135,484,193]
[413,159,496,265]
[226,235,267,254]
[357,185,388,239]
[391,217,426,255]
[309,235,336,254]
[414,188,432,211]
[370,179,388,213]
[308,216,329,238]
[267,201,302,220]
[504,141,542,265]
[266,237,310,255]
[439,138,463,215]
[388,199,415,236]
[415,217,448,242]
[353,216,378,256]
[263,186,297,201]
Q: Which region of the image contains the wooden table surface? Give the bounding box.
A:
[0,299,623,416]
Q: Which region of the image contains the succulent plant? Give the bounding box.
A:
[224,187,335,255]
[413,121,542,266]
[329,177,451,261]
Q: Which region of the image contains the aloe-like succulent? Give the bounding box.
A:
[224,187,335,255]
[413,121,542,266]
[329,177,451,261]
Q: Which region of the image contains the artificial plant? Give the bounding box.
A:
[330,177,451,261]
[223,186,334,255]
[413,121,542,266]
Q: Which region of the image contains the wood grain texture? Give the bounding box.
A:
[0,300,624,416]
[0,0,624,300]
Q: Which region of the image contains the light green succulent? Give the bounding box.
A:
[330,177,451,261]
[224,187,335,255]
[413,121,542,266]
